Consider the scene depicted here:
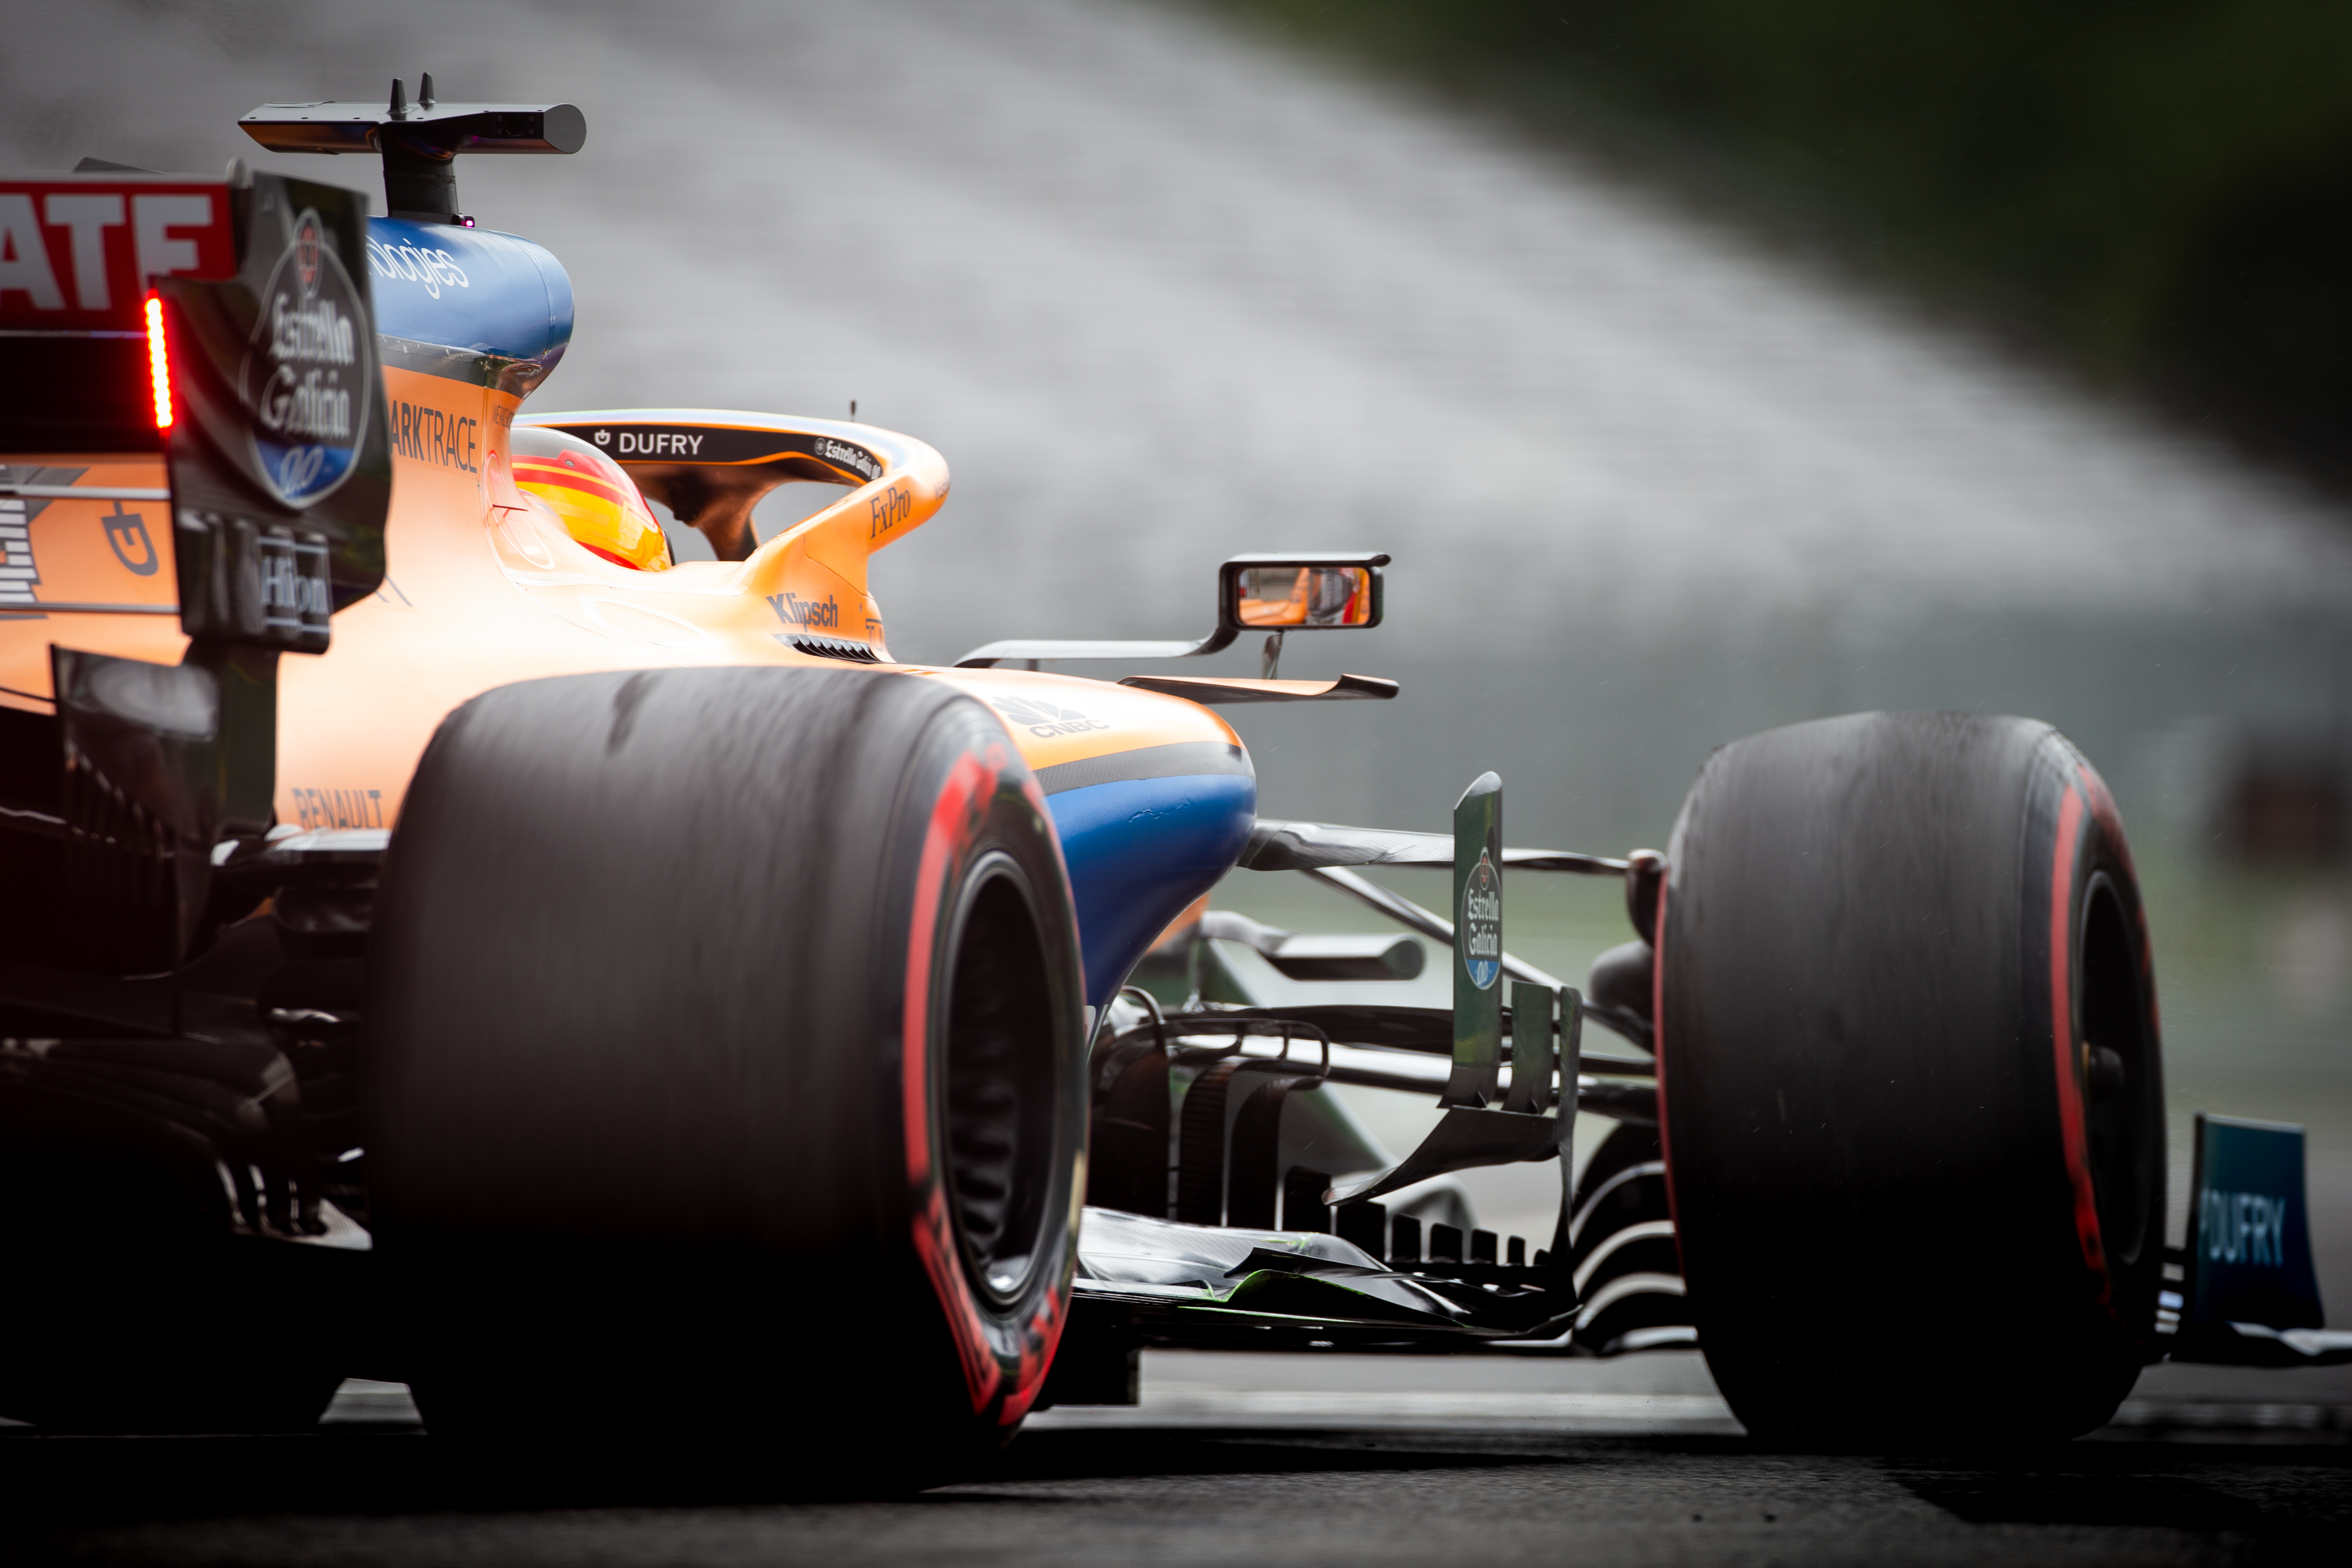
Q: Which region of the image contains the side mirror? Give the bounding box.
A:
[952,548,1390,682]
[1220,554,1387,632]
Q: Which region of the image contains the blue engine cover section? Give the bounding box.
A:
[1049,773,1256,1006]
[362,217,573,377]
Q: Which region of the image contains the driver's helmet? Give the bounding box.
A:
[511,426,672,571]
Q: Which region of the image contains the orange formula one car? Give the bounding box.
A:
[0,87,2340,1462]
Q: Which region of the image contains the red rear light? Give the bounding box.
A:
[143,292,174,431]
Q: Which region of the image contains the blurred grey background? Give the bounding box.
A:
[6,0,2349,1313]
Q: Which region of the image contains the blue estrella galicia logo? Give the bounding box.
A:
[1460,849,1501,990]
[242,210,371,509]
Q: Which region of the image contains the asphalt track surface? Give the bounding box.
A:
[0,1356,2345,1565]
[5,1,2352,1560]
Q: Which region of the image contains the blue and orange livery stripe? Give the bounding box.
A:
[923,669,1257,1004]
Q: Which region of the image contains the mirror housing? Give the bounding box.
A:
[1220,553,1387,632]
[953,549,1389,669]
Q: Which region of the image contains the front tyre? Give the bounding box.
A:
[369,667,1087,1472]
[1657,712,2164,1444]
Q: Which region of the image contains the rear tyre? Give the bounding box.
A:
[1657,712,2163,1445]
[369,667,1086,1477]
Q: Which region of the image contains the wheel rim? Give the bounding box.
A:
[939,853,1059,1306]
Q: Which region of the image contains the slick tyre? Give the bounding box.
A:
[369,667,1087,1474]
[1656,712,2163,1445]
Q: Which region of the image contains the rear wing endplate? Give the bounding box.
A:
[2,166,390,958]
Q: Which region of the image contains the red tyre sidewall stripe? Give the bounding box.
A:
[2081,763,2163,1039]
[898,738,1075,1425]
[902,747,1007,1416]
[999,1289,1065,1426]
[2046,777,2115,1313]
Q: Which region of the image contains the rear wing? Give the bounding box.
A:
[0,172,232,455]
[1,166,391,635]
[0,166,390,960]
